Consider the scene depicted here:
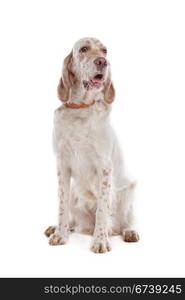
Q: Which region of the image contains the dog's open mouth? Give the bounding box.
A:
[83,74,104,90]
[90,74,104,88]
[91,74,104,83]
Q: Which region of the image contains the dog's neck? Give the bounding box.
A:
[66,81,104,106]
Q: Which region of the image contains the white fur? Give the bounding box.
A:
[46,38,139,253]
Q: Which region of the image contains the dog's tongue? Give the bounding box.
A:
[91,74,103,83]
[91,77,102,83]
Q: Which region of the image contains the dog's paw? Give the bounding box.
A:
[123,230,140,242]
[91,238,111,253]
[49,232,68,246]
[44,226,56,238]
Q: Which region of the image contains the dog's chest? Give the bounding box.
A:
[54,106,113,160]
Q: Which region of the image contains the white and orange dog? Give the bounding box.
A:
[45,37,139,253]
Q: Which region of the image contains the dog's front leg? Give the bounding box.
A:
[49,166,71,246]
[91,168,111,253]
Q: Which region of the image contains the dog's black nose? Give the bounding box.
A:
[94,57,107,69]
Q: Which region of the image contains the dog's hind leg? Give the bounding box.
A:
[44,226,56,237]
[44,221,75,238]
[118,182,140,242]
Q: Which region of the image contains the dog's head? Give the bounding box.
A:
[58,37,115,104]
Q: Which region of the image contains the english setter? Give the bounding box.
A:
[45,37,139,253]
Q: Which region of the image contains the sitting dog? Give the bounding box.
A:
[45,37,139,253]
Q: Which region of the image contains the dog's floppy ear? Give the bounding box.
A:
[104,75,115,104]
[57,51,75,102]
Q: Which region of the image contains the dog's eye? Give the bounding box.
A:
[102,48,107,54]
[80,46,89,53]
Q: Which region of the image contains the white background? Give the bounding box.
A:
[0,0,185,277]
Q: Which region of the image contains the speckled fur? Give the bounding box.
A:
[46,38,139,253]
